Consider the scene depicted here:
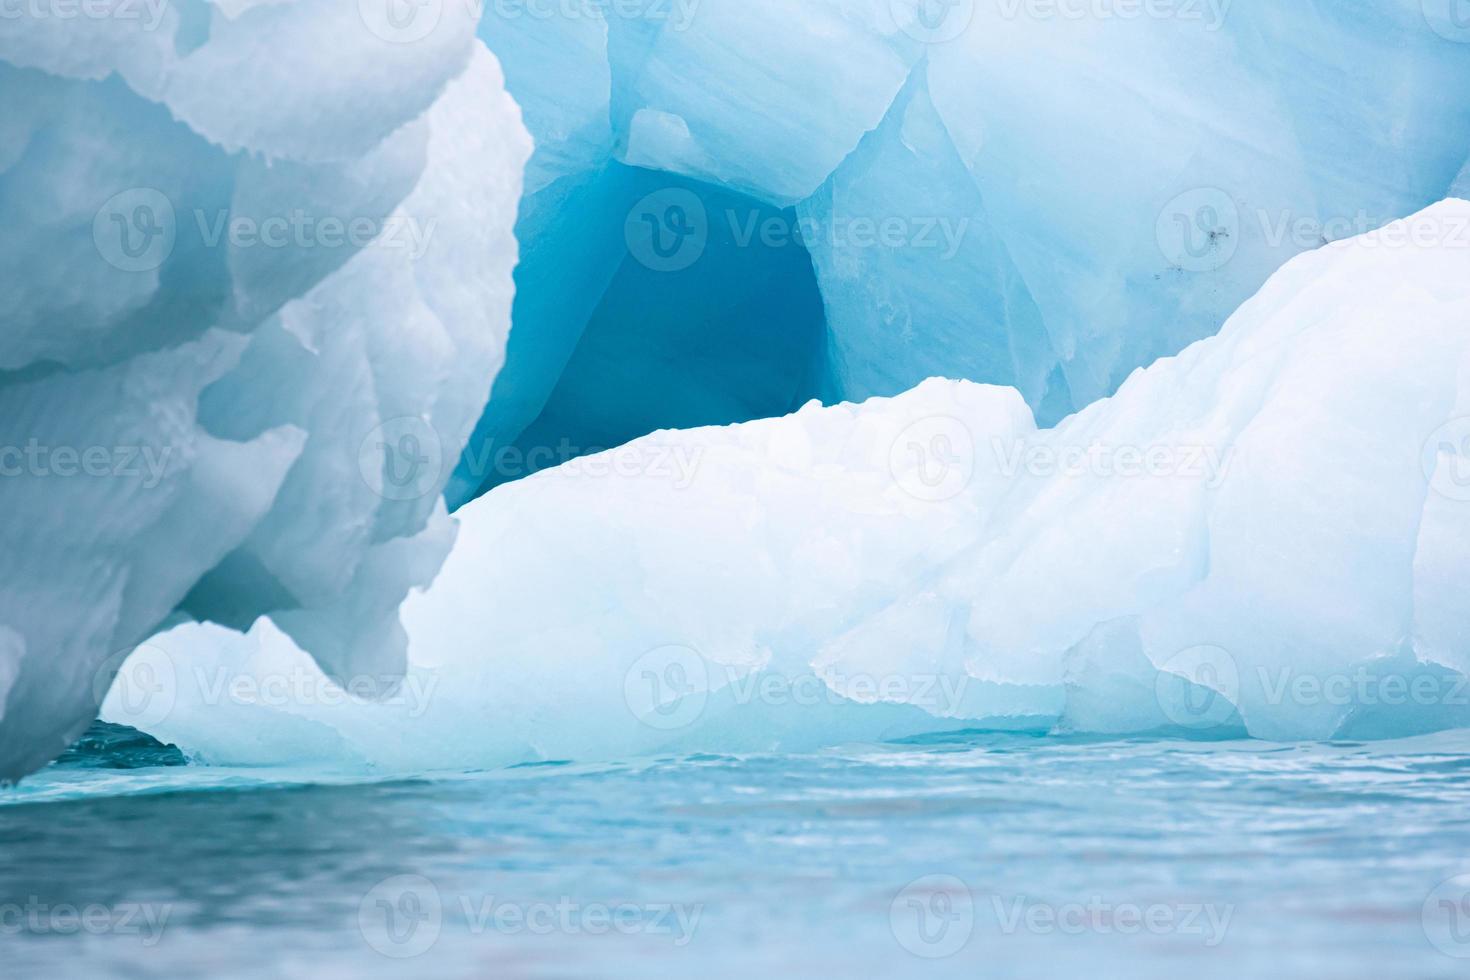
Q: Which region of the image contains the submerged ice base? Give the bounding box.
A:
[118,203,1470,769]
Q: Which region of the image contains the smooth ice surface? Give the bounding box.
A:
[124,203,1470,769]
[0,12,530,779]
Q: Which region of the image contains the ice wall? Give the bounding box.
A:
[126,202,1470,769]
[0,6,530,780]
[458,0,1470,499]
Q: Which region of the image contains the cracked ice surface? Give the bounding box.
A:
[129,202,1470,769]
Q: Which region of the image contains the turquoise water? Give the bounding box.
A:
[6,727,1470,978]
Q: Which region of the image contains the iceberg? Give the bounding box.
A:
[6,0,1470,780]
[120,201,1470,769]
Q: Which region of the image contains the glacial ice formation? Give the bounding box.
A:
[117,202,1470,769]
[0,9,529,779]
[453,0,1470,501]
[7,0,1470,779]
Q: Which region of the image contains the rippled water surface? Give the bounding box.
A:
[7,729,1470,978]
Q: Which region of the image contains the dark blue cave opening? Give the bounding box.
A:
[450,164,830,505]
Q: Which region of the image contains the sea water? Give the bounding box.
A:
[5,727,1470,977]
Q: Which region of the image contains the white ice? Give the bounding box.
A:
[0,7,530,779]
[121,201,1470,769]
